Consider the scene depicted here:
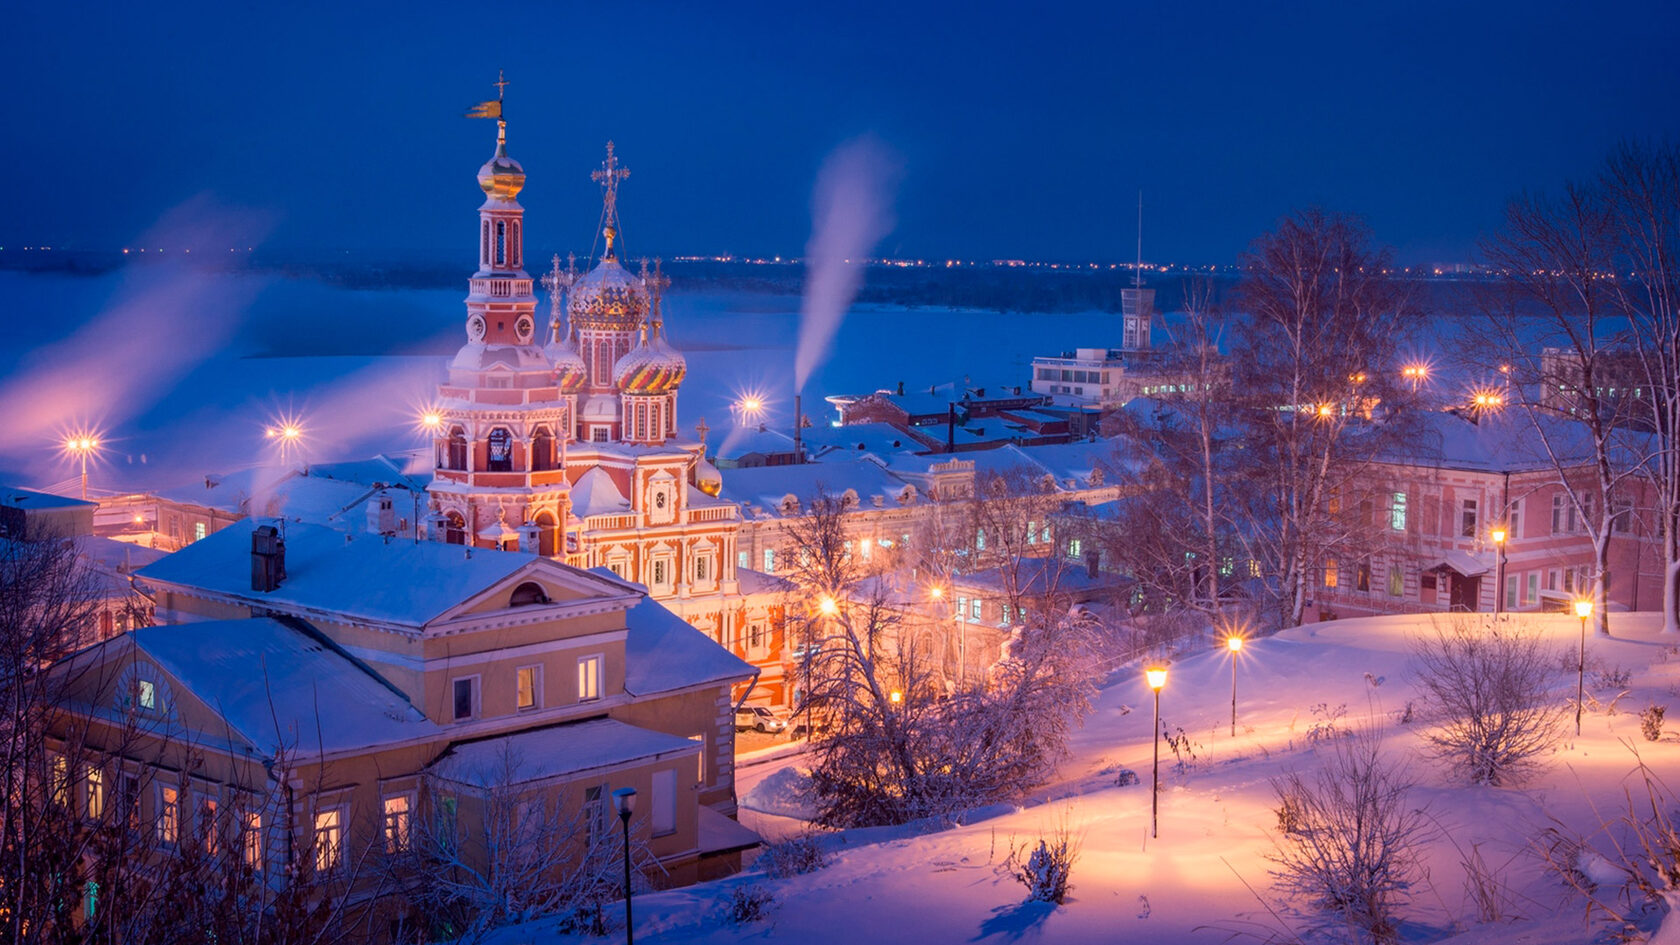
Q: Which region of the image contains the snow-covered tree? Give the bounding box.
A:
[1600,141,1680,635]
[1230,209,1417,628]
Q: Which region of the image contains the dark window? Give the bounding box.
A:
[445,427,467,471]
[444,512,465,546]
[532,428,555,471]
[453,678,475,721]
[487,428,513,472]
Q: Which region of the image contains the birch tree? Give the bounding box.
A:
[1231,209,1415,628]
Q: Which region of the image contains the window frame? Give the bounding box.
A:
[577,654,603,703]
[451,674,481,722]
[516,664,542,712]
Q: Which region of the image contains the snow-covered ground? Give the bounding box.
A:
[498,612,1679,945]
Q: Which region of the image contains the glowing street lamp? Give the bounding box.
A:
[419,410,444,434]
[265,418,305,466]
[64,435,101,500]
[1490,527,1508,618]
[1402,363,1429,391]
[818,595,838,616]
[612,787,638,945]
[1146,666,1167,839]
[1226,635,1243,737]
[1574,597,1593,736]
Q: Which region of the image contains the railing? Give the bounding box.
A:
[469,278,533,299]
[687,507,737,523]
[586,514,639,530]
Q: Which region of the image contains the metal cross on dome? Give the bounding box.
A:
[592,141,631,232]
[541,253,578,341]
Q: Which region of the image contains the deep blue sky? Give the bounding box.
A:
[5,0,1678,265]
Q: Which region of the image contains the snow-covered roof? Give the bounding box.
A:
[712,425,798,461]
[137,520,549,628]
[158,466,377,522]
[798,422,913,457]
[428,717,698,789]
[304,452,431,492]
[716,457,909,517]
[571,467,631,518]
[126,617,438,757]
[1,486,95,511]
[621,596,756,695]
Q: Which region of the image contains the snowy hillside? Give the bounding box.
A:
[502,612,1679,945]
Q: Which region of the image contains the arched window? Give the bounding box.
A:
[510,221,521,268]
[495,220,507,267]
[534,510,558,557]
[509,581,549,607]
[446,427,468,471]
[481,221,490,268]
[444,512,466,545]
[531,426,556,471]
[487,428,513,472]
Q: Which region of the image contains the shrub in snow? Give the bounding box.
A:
[1411,618,1563,786]
[760,832,828,879]
[1161,721,1200,773]
[1114,768,1140,787]
[1269,731,1427,945]
[1594,665,1634,690]
[1306,702,1348,743]
[726,884,776,925]
[1642,704,1667,742]
[1536,756,1680,941]
[1007,821,1081,905]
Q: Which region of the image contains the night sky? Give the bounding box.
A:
[6,0,1678,265]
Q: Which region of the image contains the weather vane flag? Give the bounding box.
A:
[465,70,508,119]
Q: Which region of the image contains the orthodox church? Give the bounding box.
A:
[425,97,790,702]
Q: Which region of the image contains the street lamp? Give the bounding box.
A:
[612,786,637,945]
[1146,666,1167,839]
[1226,636,1243,737]
[1490,527,1508,618]
[1574,598,1593,737]
[64,436,100,500]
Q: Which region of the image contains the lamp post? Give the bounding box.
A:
[1146,666,1167,839]
[65,436,100,500]
[1574,598,1593,737]
[1490,527,1508,618]
[612,786,637,945]
[1226,636,1242,737]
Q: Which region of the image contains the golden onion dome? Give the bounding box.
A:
[569,255,648,331]
[695,456,723,497]
[477,146,526,200]
[614,321,686,394]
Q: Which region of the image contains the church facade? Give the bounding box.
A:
[425,112,793,705]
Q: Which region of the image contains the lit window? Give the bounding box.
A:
[578,656,601,702]
[1389,492,1407,531]
[85,767,104,820]
[695,556,709,581]
[652,559,668,586]
[193,521,207,542]
[516,665,540,711]
[313,808,342,874]
[1388,567,1403,597]
[970,598,982,621]
[138,679,156,711]
[1324,558,1339,588]
[1461,499,1478,538]
[1026,521,1037,544]
[158,785,179,847]
[1067,538,1082,558]
[383,795,411,853]
[242,809,263,870]
[737,550,749,570]
[762,548,775,572]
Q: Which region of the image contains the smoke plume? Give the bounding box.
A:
[794,136,901,394]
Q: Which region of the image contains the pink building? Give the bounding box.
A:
[1311,411,1663,620]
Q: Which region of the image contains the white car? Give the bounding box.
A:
[735,705,790,734]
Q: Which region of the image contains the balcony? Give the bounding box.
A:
[469,277,533,299]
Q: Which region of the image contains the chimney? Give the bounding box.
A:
[793,394,804,464]
[1086,547,1100,579]
[897,380,905,395]
[947,403,957,453]
[251,524,285,592]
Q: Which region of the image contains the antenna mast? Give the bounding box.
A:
[1135,190,1143,289]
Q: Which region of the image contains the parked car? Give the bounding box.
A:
[735,705,790,734]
